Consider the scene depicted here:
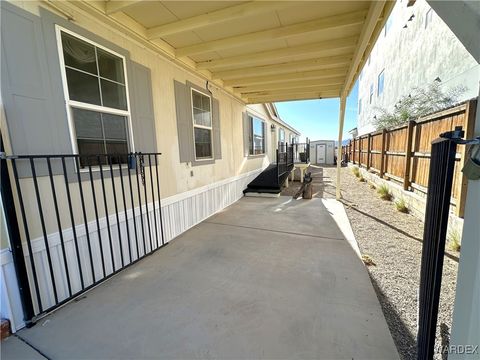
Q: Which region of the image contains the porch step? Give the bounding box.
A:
[245,164,279,190]
[1,319,11,340]
[243,163,292,195]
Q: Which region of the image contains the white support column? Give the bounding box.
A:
[336,95,347,200]
[449,90,480,358]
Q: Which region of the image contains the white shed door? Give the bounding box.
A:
[317,144,326,164]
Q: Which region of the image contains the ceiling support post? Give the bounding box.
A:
[336,95,347,200]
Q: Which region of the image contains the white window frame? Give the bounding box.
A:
[190,88,214,161]
[358,98,362,114]
[55,26,134,163]
[369,83,374,104]
[249,115,266,156]
[384,16,392,36]
[378,70,385,96]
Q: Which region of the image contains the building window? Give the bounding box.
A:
[191,89,213,160]
[358,98,362,114]
[384,16,393,36]
[378,70,385,96]
[249,116,265,155]
[369,84,374,104]
[425,9,433,28]
[279,128,285,143]
[57,28,131,167]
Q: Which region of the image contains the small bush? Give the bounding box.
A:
[361,254,376,266]
[352,166,360,178]
[377,184,392,201]
[448,226,462,252]
[395,197,409,213]
[359,176,366,182]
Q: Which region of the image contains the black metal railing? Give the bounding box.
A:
[293,141,310,163]
[1,151,164,324]
[276,142,294,186]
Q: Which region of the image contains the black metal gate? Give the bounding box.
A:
[417,126,468,359]
[1,144,165,325]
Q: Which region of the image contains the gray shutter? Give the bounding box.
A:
[174,80,194,163]
[242,112,251,157]
[212,98,221,159]
[129,62,157,152]
[1,2,71,177]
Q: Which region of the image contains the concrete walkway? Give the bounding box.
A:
[8,197,398,359]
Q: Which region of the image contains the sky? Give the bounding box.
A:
[275,81,359,142]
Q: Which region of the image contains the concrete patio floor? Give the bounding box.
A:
[4,196,398,359]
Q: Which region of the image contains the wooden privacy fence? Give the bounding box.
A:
[342,99,477,217]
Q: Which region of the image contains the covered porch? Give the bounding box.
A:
[2,196,397,359]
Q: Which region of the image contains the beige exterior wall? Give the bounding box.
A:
[2,1,299,246]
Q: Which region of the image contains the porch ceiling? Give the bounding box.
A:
[82,1,394,103]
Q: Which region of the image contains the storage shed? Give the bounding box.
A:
[310,140,336,165]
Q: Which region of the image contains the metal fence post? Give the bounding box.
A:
[417,127,463,360]
[0,136,35,327]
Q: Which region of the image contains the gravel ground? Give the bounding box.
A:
[282,165,459,360]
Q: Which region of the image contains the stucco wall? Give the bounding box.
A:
[357,0,480,135]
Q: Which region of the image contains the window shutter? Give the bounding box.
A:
[129,61,156,152]
[242,112,251,157]
[212,98,221,160]
[174,80,194,163]
[1,2,70,177]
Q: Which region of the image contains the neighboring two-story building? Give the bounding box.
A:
[357,0,480,135]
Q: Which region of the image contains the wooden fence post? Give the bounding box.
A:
[366,133,372,170]
[359,136,362,167]
[403,120,415,190]
[352,138,357,165]
[380,128,387,178]
[456,99,477,217]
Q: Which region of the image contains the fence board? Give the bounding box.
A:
[341,99,477,217]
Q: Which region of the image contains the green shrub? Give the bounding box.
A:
[359,175,366,182]
[352,166,360,178]
[377,184,392,201]
[395,197,409,213]
[448,226,462,252]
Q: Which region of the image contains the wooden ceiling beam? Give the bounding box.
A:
[241,85,342,98]
[246,91,340,104]
[176,9,367,57]
[236,77,345,94]
[342,1,393,95]
[224,68,348,87]
[105,1,142,15]
[196,36,358,71]
[213,55,351,80]
[147,1,295,40]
